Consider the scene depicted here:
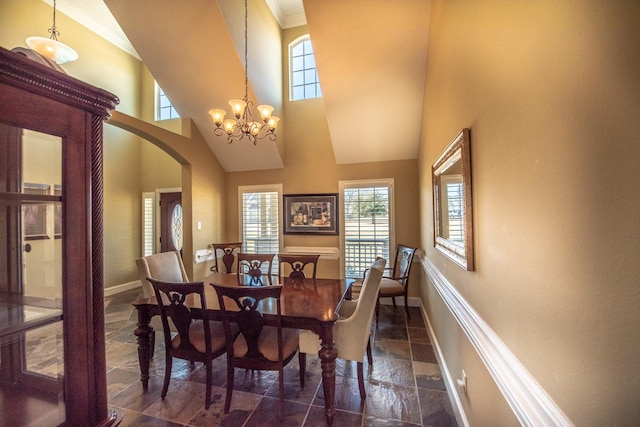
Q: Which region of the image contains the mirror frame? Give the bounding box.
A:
[432,128,474,270]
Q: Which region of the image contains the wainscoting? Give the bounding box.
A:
[418,255,572,427]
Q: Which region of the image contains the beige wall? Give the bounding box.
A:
[419,1,640,425]
[223,25,421,282]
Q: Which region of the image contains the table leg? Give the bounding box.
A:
[318,322,338,426]
[133,304,153,390]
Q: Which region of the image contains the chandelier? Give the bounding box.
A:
[208,0,279,145]
[26,0,78,65]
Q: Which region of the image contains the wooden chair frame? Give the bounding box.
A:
[149,278,227,410]
[212,283,305,419]
[210,242,243,273]
[376,244,417,322]
[278,254,320,278]
[237,253,275,284]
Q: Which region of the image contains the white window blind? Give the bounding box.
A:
[141,192,155,256]
[239,185,281,275]
[341,180,394,279]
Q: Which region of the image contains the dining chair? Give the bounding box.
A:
[212,283,305,419]
[376,244,417,323]
[136,251,190,358]
[210,242,243,273]
[298,257,386,399]
[237,253,275,284]
[136,250,189,298]
[148,278,231,410]
[278,253,320,279]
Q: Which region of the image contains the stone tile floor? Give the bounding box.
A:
[104,289,458,426]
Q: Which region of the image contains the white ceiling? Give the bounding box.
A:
[49,0,431,172]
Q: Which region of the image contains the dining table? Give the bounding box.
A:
[131,272,353,426]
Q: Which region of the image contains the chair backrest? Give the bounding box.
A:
[211,242,243,273]
[237,253,275,282]
[334,257,386,361]
[390,244,417,285]
[136,251,189,298]
[148,278,211,354]
[212,284,284,362]
[278,254,320,279]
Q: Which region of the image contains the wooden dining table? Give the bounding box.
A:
[131,272,352,426]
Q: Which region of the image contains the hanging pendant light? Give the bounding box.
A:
[208,0,279,145]
[26,0,78,65]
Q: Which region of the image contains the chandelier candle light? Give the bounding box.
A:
[26,0,78,64]
[208,0,279,144]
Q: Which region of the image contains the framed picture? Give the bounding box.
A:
[23,183,50,240]
[283,193,338,235]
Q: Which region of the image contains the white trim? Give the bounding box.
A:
[419,301,471,427]
[282,246,340,259]
[419,256,574,427]
[104,281,140,297]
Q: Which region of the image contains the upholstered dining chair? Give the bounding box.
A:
[136,250,189,298]
[212,283,305,419]
[148,278,231,410]
[237,253,275,284]
[136,250,190,358]
[210,242,243,273]
[376,244,417,323]
[278,253,320,278]
[298,257,386,399]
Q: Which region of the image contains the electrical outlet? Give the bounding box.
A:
[456,370,468,394]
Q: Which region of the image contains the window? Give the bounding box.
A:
[141,192,155,256]
[155,82,180,121]
[290,35,322,100]
[239,185,282,274]
[340,179,394,279]
[441,175,464,243]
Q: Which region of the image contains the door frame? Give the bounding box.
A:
[154,187,181,253]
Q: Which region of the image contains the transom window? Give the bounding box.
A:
[155,82,180,121]
[290,35,322,101]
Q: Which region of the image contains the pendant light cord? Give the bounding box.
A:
[244,0,249,102]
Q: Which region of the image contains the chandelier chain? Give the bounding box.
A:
[49,0,60,40]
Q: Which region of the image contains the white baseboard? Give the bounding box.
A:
[104,280,140,297]
[420,257,573,427]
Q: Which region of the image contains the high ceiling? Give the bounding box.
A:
[51,0,431,172]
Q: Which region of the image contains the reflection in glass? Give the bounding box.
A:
[0,125,65,426]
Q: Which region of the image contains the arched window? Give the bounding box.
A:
[290,35,322,100]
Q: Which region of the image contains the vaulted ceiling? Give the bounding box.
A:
[55,0,431,172]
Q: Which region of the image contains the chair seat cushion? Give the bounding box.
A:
[172,320,229,353]
[233,326,299,361]
[378,277,405,295]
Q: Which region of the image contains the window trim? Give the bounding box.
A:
[154,81,180,121]
[339,179,395,278]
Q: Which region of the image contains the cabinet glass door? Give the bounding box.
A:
[0,125,65,426]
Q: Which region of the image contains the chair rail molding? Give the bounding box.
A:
[419,255,573,427]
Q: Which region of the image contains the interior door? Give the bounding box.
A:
[160,191,182,253]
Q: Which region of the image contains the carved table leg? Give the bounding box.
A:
[133,304,153,390]
[318,322,338,426]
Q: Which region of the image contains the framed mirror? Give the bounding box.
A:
[432,128,474,270]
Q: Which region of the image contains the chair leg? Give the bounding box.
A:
[404,292,411,319]
[299,352,306,389]
[375,299,380,325]
[357,361,366,399]
[392,296,397,307]
[161,354,172,399]
[224,364,234,413]
[205,359,212,410]
[149,331,155,360]
[366,339,373,366]
[278,367,285,420]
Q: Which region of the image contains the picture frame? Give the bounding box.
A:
[283,193,338,235]
[23,182,50,240]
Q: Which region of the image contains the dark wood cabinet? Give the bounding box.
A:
[0,47,120,426]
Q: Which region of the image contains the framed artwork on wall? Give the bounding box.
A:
[283,193,338,235]
[23,183,50,240]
